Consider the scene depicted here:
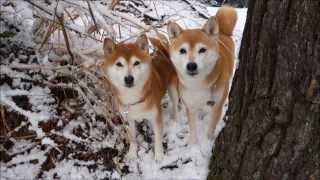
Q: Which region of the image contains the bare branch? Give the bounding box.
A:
[86,0,99,34]
[24,0,53,16]
[55,9,75,64]
[181,0,209,19]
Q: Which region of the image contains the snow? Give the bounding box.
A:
[43,159,121,180]
[0,0,247,179]
[41,137,57,147]
[0,1,34,46]
[1,147,47,179]
[0,65,32,79]
[0,82,56,138]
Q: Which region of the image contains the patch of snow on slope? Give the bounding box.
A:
[1,146,47,179]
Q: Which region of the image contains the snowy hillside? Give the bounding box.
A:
[0,0,246,179]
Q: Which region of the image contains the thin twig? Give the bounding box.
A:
[36,14,102,42]
[86,0,99,34]
[9,63,71,70]
[153,1,160,22]
[119,23,166,43]
[181,0,209,19]
[56,10,75,65]
[24,0,53,15]
[0,105,10,134]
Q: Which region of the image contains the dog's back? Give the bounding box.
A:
[144,37,178,108]
[151,37,177,89]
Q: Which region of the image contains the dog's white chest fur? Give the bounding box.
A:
[181,85,212,109]
[119,103,156,122]
[118,87,154,121]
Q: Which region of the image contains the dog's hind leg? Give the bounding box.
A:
[152,107,164,161]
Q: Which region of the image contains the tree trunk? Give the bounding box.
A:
[208,0,320,180]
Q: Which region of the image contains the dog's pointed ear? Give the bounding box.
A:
[202,16,219,37]
[136,34,149,53]
[167,21,182,40]
[103,38,116,57]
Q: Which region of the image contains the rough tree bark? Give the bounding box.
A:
[208,0,320,180]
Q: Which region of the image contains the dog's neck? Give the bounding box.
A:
[177,71,210,90]
[114,84,143,106]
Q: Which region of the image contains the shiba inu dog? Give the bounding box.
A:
[100,34,178,160]
[167,6,237,143]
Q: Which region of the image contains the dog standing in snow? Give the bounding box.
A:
[100,34,178,160]
[167,6,237,143]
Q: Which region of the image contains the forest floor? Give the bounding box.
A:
[0,1,246,179]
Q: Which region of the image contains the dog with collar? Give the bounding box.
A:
[100,34,178,160]
[167,6,237,143]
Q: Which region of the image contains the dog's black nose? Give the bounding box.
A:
[187,62,197,72]
[124,75,134,87]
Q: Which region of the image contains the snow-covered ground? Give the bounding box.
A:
[0,1,247,179]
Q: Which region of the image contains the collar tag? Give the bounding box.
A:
[123,104,130,117]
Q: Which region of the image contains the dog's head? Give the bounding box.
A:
[167,17,220,80]
[101,34,151,90]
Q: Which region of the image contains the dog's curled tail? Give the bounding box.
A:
[216,6,237,36]
[149,34,170,59]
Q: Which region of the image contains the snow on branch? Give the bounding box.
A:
[0,96,48,137]
[181,0,209,19]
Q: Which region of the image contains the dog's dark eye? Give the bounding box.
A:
[180,48,187,54]
[199,47,207,54]
[116,62,123,67]
[133,61,140,66]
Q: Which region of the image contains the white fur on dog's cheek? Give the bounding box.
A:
[205,50,219,68]
[107,66,126,88]
[193,43,217,75]
[170,46,190,76]
[195,49,219,77]
[129,56,150,88]
[106,57,129,88]
[131,63,150,88]
[170,51,186,76]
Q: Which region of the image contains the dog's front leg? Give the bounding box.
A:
[207,83,229,139]
[152,108,164,161]
[186,107,198,144]
[126,119,137,159]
